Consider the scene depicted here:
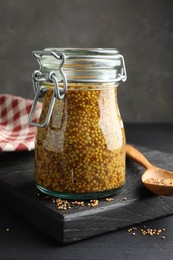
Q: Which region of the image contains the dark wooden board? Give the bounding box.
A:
[0,145,173,244]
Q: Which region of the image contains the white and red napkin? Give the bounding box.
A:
[0,94,42,152]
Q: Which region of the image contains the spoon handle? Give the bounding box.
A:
[126,144,153,169]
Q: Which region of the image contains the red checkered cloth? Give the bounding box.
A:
[0,94,42,152]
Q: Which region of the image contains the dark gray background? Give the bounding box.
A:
[0,0,173,122]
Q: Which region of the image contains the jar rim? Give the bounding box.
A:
[44,48,120,57]
[32,48,127,83]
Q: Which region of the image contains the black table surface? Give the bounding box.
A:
[0,123,173,260]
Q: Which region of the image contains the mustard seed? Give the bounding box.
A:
[35,85,126,196]
[105,197,114,202]
[145,178,173,186]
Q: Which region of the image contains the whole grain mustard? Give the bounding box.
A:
[35,84,126,196]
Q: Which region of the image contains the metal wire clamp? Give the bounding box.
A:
[28,51,67,127]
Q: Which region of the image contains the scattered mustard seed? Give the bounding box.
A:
[128,226,166,239]
[72,201,85,206]
[36,193,117,210]
[87,199,99,207]
[56,198,71,210]
[105,198,114,202]
[128,227,138,234]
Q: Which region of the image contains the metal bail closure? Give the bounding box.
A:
[116,54,127,82]
[28,51,67,128]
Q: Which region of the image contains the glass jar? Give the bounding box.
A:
[29,48,127,200]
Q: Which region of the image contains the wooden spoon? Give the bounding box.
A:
[126,144,173,196]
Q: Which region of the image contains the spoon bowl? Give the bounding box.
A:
[142,168,173,196]
[126,144,173,196]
